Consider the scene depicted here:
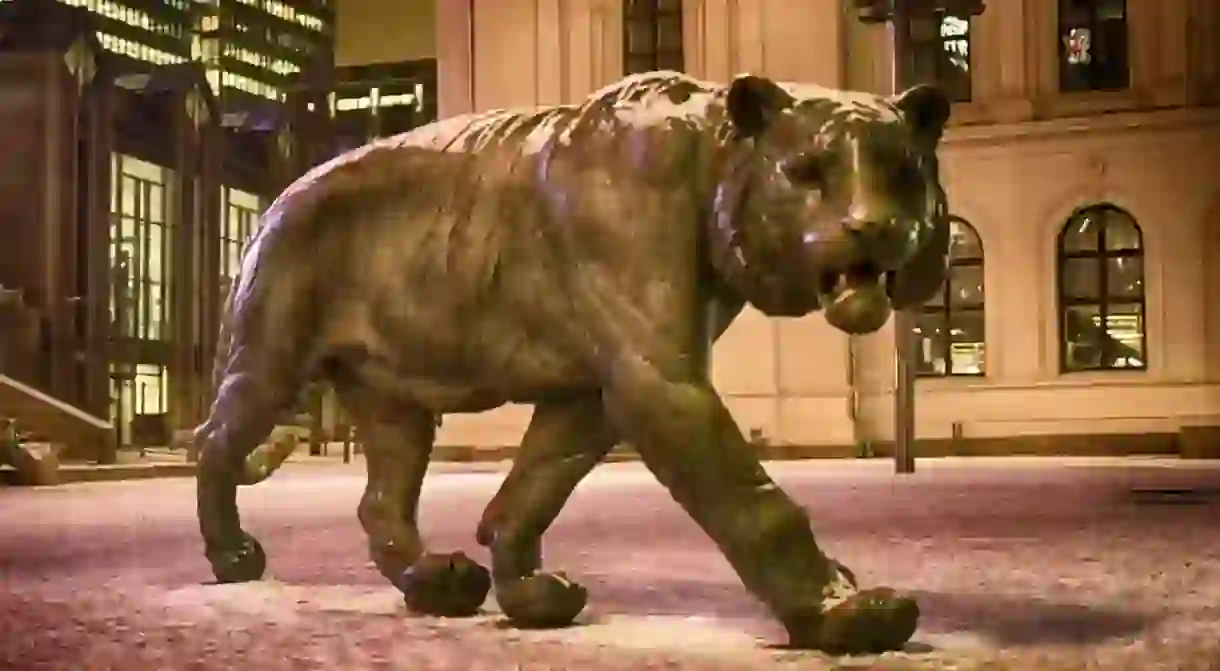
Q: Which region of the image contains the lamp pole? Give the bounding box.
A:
[890,1,918,475]
[853,0,985,475]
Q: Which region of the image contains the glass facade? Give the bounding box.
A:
[51,0,334,103]
[56,0,192,65]
[194,0,334,103]
[220,186,263,288]
[109,153,174,342]
[107,154,176,448]
[109,362,168,446]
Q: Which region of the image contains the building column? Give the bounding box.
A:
[436,0,474,118]
[168,87,197,438]
[83,72,115,423]
[196,113,223,423]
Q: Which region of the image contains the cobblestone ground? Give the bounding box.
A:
[1,458,1219,670]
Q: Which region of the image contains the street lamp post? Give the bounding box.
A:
[854,0,985,475]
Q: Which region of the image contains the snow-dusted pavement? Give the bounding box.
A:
[2,458,1219,670]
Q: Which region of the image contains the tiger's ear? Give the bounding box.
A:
[891,84,951,151]
[726,74,794,138]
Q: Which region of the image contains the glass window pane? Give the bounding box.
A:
[657,52,685,72]
[1063,304,1103,371]
[227,241,242,277]
[1105,302,1144,368]
[145,281,163,340]
[626,54,656,75]
[948,308,985,375]
[1105,255,1143,299]
[1061,212,1100,252]
[626,21,655,55]
[1103,210,1141,250]
[915,310,949,376]
[1061,257,1101,300]
[627,0,658,15]
[909,16,939,41]
[948,219,982,260]
[122,175,139,216]
[656,16,683,52]
[948,264,984,307]
[148,184,164,224]
[147,224,163,280]
[923,280,946,308]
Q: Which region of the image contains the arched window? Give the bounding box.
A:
[1058,204,1146,371]
[915,217,985,376]
[623,0,684,75]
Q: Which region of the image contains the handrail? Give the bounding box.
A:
[0,375,111,430]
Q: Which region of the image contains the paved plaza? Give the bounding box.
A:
[1,458,1219,669]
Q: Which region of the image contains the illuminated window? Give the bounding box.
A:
[1058,204,1146,371]
[907,12,972,102]
[1059,0,1129,91]
[623,0,684,74]
[220,187,264,285]
[109,154,175,341]
[108,362,168,448]
[98,32,185,65]
[916,217,985,377]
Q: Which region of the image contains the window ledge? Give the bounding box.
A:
[1036,90,1147,118]
[916,375,991,391]
[941,104,1220,147]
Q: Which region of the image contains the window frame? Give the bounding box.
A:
[917,216,986,378]
[1056,203,1147,373]
[1057,0,1130,93]
[109,154,173,342]
[622,0,684,75]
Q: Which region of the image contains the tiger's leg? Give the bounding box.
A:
[339,389,490,618]
[476,395,615,628]
[601,353,919,654]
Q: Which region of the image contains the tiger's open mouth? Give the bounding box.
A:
[816,262,895,335]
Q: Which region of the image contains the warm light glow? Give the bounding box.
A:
[97,32,187,65]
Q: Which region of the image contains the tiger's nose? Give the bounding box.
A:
[841,218,915,271]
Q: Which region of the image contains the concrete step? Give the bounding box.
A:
[0,461,196,486]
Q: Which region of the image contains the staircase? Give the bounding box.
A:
[0,374,111,462]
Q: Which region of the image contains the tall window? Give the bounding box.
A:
[915,217,985,376]
[1058,204,1146,371]
[908,12,973,102]
[109,154,174,341]
[219,188,264,303]
[623,0,684,75]
[1059,0,1129,92]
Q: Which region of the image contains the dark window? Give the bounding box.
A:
[1058,204,1146,372]
[1059,0,1129,92]
[623,0,684,75]
[916,217,985,376]
[908,12,973,102]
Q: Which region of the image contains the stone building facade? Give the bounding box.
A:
[0,2,309,459]
[386,0,1220,457]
